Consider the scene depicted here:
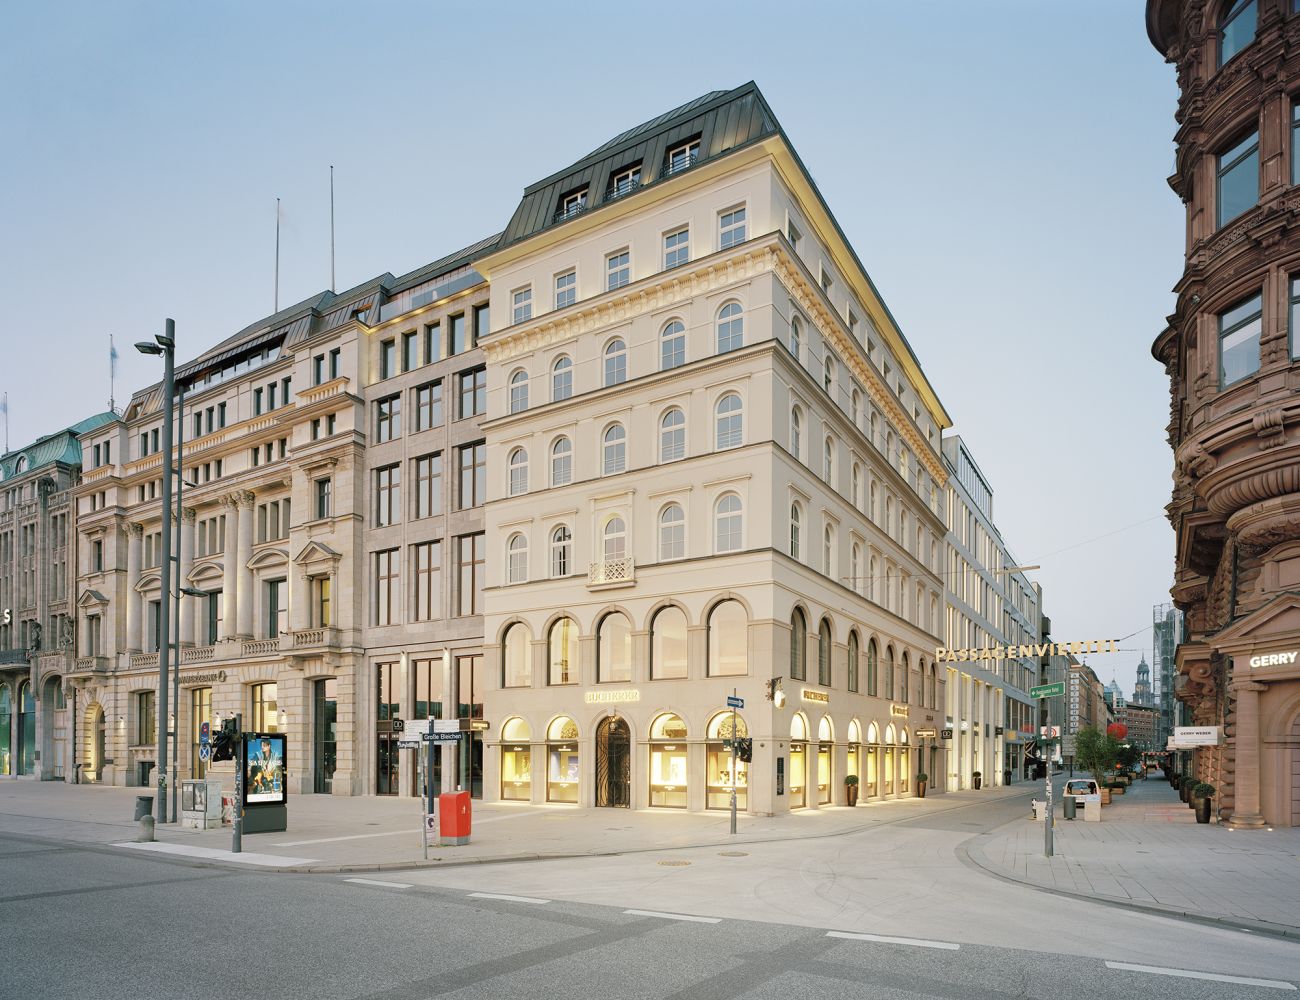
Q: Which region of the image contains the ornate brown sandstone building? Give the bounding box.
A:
[1148,0,1300,827]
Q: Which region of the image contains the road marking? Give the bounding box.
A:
[273,829,416,847]
[114,842,317,867]
[468,892,550,904]
[1105,961,1296,991]
[624,908,721,924]
[342,878,412,889]
[827,930,960,951]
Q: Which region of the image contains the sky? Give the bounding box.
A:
[0,1,1181,698]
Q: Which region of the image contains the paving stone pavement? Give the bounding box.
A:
[967,772,1300,934]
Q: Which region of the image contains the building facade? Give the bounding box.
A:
[1148,0,1300,826]
[1066,660,1109,738]
[476,84,951,815]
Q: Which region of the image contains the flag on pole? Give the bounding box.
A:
[110,337,119,376]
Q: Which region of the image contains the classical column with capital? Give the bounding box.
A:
[177,508,196,647]
[221,496,238,640]
[235,490,255,639]
[1227,678,1268,828]
[125,523,143,653]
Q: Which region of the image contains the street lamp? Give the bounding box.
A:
[136,321,175,826]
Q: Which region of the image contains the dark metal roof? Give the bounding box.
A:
[499,83,778,248]
[387,232,503,296]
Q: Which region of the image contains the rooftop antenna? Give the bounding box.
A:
[330,166,336,293]
[274,197,282,313]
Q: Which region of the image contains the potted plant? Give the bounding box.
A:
[1180,780,1193,803]
[1193,783,1215,824]
[1109,779,1125,795]
[972,770,982,790]
[916,772,928,799]
[1099,784,1112,805]
[844,774,859,807]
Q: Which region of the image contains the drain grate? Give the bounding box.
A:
[657,860,691,867]
[718,851,749,857]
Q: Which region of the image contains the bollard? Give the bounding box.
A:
[136,815,156,843]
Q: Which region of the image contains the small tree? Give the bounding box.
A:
[1074,726,1119,784]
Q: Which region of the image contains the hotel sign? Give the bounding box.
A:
[890,704,909,718]
[584,689,641,704]
[1249,650,1298,668]
[935,640,1120,663]
[801,689,829,704]
[181,670,227,686]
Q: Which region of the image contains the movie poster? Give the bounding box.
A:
[244,733,287,805]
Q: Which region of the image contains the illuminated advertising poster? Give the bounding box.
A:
[244,733,287,805]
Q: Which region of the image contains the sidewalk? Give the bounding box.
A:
[965,773,1300,935]
[0,777,1026,872]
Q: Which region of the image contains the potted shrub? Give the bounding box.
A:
[1099,784,1112,805]
[1193,783,1215,824]
[1180,780,1193,803]
[916,772,928,799]
[844,774,859,807]
[1109,779,1125,795]
[972,770,982,790]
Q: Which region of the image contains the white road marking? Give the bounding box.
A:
[114,842,317,867]
[624,908,721,924]
[468,892,550,904]
[1106,961,1296,991]
[827,930,960,951]
[273,829,417,847]
[343,878,412,889]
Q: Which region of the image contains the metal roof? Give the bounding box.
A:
[0,410,117,478]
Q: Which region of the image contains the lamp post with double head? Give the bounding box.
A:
[136,320,175,825]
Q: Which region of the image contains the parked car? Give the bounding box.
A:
[1065,779,1099,797]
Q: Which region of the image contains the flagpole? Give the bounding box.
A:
[110,335,118,412]
[330,166,336,294]
[274,197,281,313]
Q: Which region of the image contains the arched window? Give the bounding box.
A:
[823,435,835,484]
[506,533,528,584]
[708,599,747,676]
[823,524,834,575]
[716,302,743,353]
[1219,0,1256,68]
[851,388,860,426]
[603,516,627,562]
[502,622,531,687]
[15,456,27,474]
[550,436,572,486]
[552,356,573,401]
[886,496,894,537]
[868,555,877,602]
[867,639,878,696]
[851,542,862,595]
[602,424,626,475]
[790,406,803,460]
[548,617,579,685]
[870,410,879,447]
[929,663,937,708]
[869,478,878,522]
[899,447,910,480]
[659,503,685,560]
[901,509,910,547]
[789,315,802,359]
[714,494,742,553]
[790,502,802,560]
[597,611,632,683]
[851,463,862,509]
[885,645,895,700]
[847,632,860,693]
[916,584,925,628]
[650,605,688,679]
[604,338,627,386]
[790,608,807,680]
[886,430,895,465]
[714,393,743,450]
[930,595,938,634]
[550,525,572,578]
[509,370,529,413]
[659,408,685,463]
[817,619,832,686]
[660,320,686,371]
[900,651,910,703]
[508,447,528,496]
[823,354,835,395]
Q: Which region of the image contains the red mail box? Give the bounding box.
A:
[439,791,471,844]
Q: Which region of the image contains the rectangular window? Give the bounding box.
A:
[92,539,103,572]
[719,206,747,249]
[512,287,532,324]
[380,339,396,379]
[414,379,443,432]
[374,464,401,526]
[666,139,699,175]
[457,367,486,419]
[314,577,331,628]
[610,164,641,197]
[606,250,630,291]
[423,322,441,365]
[449,313,466,355]
[559,188,587,219]
[1219,292,1263,387]
[372,549,399,626]
[402,331,418,372]
[1290,277,1300,360]
[473,304,489,347]
[555,270,576,309]
[266,578,286,638]
[329,348,341,379]
[310,418,321,441]
[375,394,401,442]
[413,452,442,519]
[251,682,279,733]
[663,227,689,269]
[253,387,263,416]
[412,540,441,622]
[456,532,485,616]
[787,218,802,252]
[137,690,156,746]
[315,478,332,520]
[457,442,486,509]
[1217,131,1259,228]
[313,354,325,385]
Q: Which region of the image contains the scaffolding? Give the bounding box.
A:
[1152,602,1183,747]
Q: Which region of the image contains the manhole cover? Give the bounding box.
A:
[657,860,691,867]
[718,851,749,857]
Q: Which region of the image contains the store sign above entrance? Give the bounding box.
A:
[934,640,1121,663]
[1171,726,1221,747]
[1249,650,1298,668]
[890,704,909,717]
[801,689,829,704]
[584,689,640,704]
[915,727,937,738]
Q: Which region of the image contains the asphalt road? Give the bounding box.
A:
[1,788,1297,1000]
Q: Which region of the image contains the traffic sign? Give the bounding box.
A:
[404,719,432,738]
[199,745,211,761]
[1030,682,1065,699]
[432,719,461,734]
[422,732,461,743]
[726,695,744,709]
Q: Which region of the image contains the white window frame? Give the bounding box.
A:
[719,205,747,249]
[606,249,631,291]
[550,437,572,487]
[508,447,528,496]
[603,338,627,387]
[659,407,686,463]
[555,270,577,310]
[550,525,572,578]
[659,503,685,561]
[507,534,528,584]
[714,393,743,450]
[511,286,532,324]
[715,494,743,554]
[509,370,529,414]
[602,424,627,475]
[660,319,686,371]
[551,356,573,401]
[663,226,689,269]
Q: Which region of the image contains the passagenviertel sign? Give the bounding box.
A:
[934,640,1121,663]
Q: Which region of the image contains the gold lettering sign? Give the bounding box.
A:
[890,704,909,717]
[801,689,829,704]
[934,640,1122,663]
[584,689,641,704]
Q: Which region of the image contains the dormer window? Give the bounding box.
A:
[557,188,588,221]
[609,164,642,199]
[665,139,700,177]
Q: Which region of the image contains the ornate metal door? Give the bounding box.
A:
[596,716,630,808]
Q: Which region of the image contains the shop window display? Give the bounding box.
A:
[500,717,532,800]
[706,712,748,810]
[789,714,808,808]
[846,720,861,794]
[546,716,579,803]
[649,713,689,808]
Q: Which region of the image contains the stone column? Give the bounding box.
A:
[1227,679,1267,829]
[178,509,196,647]
[235,491,255,639]
[125,523,143,653]
[221,496,238,640]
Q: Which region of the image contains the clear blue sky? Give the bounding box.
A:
[0,0,1180,697]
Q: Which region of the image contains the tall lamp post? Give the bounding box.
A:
[136,321,175,826]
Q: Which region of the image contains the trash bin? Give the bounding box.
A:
[1063,795,1077,820]
[134,795,155,821]
[439,790,471,846]
[1004,768,1012,786]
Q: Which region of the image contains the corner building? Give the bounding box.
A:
[477,84,951,814]
[1148,0,1300,826]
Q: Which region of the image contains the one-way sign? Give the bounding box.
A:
[726,695,744,709]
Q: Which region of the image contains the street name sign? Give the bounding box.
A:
[422,732,461,743]
[396,739,422,751]
[1030,682,1065,699]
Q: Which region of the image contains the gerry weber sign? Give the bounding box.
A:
[1249,650,1298,668]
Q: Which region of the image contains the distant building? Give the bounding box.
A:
[1132,656,1154,707]
[1152,603,1183,749]
[1125,703,1159,751]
